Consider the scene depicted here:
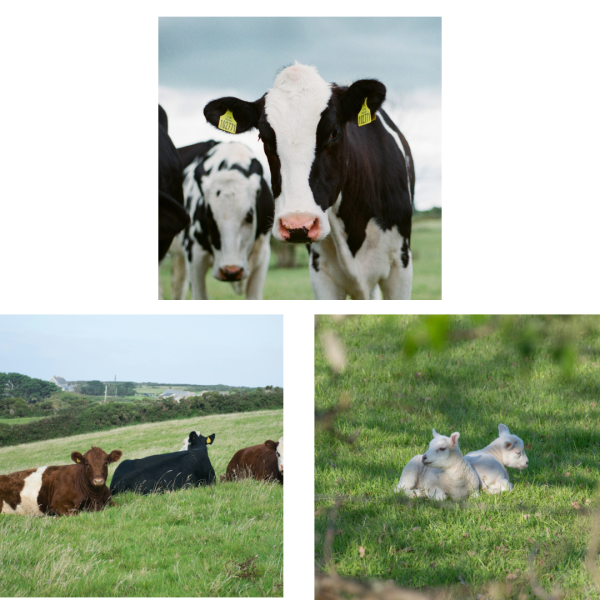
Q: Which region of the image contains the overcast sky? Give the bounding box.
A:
[0,315,283,387]
[159,17,441,210]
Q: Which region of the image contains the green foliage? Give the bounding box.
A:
[80,380,105,396]
[0,388,283,447]
[0,372,56,403]
[315,315,600,598]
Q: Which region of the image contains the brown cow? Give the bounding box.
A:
[225,439,283,484]
[0,446,122,516]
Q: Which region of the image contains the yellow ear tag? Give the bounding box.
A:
[358,98,375,127]
[218,110,237,134]
[206,437,211,443]
[76,458,81,462]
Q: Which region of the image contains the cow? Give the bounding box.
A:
[224,436,283,484]
[204,63,415,300]
[170,140,275,300]
[110,431,216,495]
[179,430,199,451]
[0,446,123,516]
[159,104,190,262]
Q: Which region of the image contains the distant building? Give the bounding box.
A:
[49,376,75,392]
[158,389,208,403]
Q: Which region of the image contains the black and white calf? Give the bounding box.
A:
[204,63,415,300]
[171,141,274,300]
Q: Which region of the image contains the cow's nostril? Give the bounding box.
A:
[218,266,244,281]
[278,216,320,243]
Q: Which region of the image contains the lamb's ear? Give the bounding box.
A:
[432,429,441,438]
[450,432,460,446]
[503,440,513,449]
[498,424,510,436]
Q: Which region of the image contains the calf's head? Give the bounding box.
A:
[72,447,122,488]
[497,424,529,470]
[204,63,386,244]
[189,143,268,282]
[422,429,461,469]
[265,436,284,474]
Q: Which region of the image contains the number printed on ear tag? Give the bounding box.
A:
[358,98,375,127]
[218,110,237,133]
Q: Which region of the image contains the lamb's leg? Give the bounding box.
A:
[394,456,422,494]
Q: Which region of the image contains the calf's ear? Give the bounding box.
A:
[205,433,216,445]
[339,79,386,125]
[264,440,277,451]
[204,97,263,134]
[71,452,84,464]
[108,450,123,463]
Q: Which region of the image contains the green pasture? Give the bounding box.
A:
[0,417,46,426]
[315,315,600,599]
[159,218,441,300]
[0,409,283,597]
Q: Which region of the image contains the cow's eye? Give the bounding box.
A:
[276,452,280,457]
[329,128,339,142]
[216,190,221,197]
[245,208,254,224]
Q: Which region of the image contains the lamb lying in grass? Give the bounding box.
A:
[394,429,481,500]
[464,424,528,493]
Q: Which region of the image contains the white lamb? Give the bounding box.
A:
[394,429,481,500]
[464,424,529,493]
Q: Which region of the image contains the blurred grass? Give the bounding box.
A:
[315,315,600,599]
[159,218,441,300]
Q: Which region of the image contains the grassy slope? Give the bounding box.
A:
[0,409,283,597]
[315,316,600,599]
[159,219,441,300]
[0,417,46,425]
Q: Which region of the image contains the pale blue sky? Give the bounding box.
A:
[0,315,283,387]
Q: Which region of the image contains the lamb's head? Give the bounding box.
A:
[422,429,462,469]
[497,424,528,470]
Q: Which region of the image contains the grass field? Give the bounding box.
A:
[0,416,46,426]
[0,408,283,597]
[315,316,600,599]
[159,218,441,300]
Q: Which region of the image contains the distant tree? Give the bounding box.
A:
[81,380,105,396]
[0,372,56,403]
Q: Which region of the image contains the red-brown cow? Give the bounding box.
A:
[225,439,283,484]
[0,446,122,516]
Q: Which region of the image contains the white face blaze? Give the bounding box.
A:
[276,436,283,474]
[422,430,460,469]
[1,467,47,516]
[497,424,529,470]
[264,64,332,242]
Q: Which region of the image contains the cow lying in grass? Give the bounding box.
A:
[111,431,216,495]
[464,424,529,493]
[394,429,480,500]
[224,436,283,484]
[0,447,123,516]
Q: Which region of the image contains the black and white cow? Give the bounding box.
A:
[110,431,216,495]
[158,105,190,262]
[204,63,415,300]
[170,141,274,300]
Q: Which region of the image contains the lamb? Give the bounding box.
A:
[464,424,528,493]
[394,429,481,500]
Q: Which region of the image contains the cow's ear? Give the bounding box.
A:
[189,431,197,442]
[264,440,277,451]
[204,97,263,134]
[205,434,216,445]
[108,450,123,463]
[71,452,84,464]
[339,79,386,125]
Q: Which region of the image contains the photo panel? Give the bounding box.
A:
[315,315,600,599]
[0,314,283,597]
